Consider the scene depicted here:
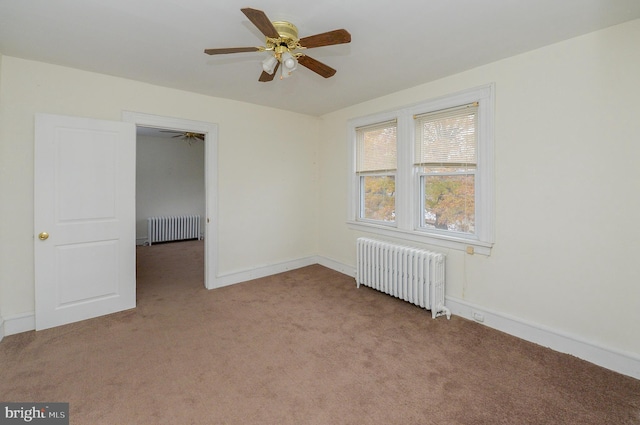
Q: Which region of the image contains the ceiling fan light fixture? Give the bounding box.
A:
[280,51,297,79]
[262,54,278,74]
[282,51,297,71]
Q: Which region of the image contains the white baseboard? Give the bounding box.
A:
[316,256,356,278]
[444,297,640,380]
[0,315,4,342]
[2,312,36,336]
[211,256,319,289]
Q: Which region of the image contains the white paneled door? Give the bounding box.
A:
[34,114,136,330]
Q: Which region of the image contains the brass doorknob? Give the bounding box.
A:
[38,232,49,241]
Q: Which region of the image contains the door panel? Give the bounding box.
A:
[56,129,117,220]
[57,241,119,304]
[35,114,136,330]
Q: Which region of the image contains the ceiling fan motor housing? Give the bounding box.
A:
[272,21,298,41]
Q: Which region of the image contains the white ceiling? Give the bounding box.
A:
[1,0,639,116]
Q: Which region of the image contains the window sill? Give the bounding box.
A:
[347,220,493,256]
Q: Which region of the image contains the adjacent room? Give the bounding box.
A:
[135,127,205,248]
[1,1,639,423]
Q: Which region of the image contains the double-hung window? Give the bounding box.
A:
[415,103,477,234]
[355,120,397,224]
[348,84,494,254]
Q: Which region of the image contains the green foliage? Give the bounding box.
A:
[425,175,474,232]
[363,176,395,222]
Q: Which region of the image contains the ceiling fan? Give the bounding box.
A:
[160,130,205,142]
[204,8,351,82]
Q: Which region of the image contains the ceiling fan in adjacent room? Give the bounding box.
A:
[159,130,205,142]
[204,8,351,82]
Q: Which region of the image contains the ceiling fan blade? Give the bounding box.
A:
[259,62,280,82]
[241,8,279,38]
[297,55,337,78]
[204,47,260,55]
[299,29,351,49]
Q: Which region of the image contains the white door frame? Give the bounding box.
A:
[123,111,218,289]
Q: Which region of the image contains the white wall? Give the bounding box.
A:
[136,134,205,244]
[0,56,319,320]
[318,19,640,362]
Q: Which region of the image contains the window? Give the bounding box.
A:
[415,103,477,234]
[356,120,397,223]
[348,85,494,255]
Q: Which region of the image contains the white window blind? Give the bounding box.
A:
[414,103,477,168]
[356,120,397,173]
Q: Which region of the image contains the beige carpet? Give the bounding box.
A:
[1,240,639,424]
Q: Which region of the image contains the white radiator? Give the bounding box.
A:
[356,238,450,319]
[147,215,201,245]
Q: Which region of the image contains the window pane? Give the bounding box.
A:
[415,106,477,166]
[423,174,474,233]
[356,123,397,172]
[361,175,395,222]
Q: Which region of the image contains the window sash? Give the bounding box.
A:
[414,103,478,235]
[358,172,396,224]
[414,103,478,168]
[418,171,476,234]
[356,120,397,173]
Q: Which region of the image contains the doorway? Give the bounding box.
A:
[135,126,205,290]
[123,111,218,290]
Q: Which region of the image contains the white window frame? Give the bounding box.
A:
[357,173,397,226]
[347,84,495,255]
[354,119,398,226]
